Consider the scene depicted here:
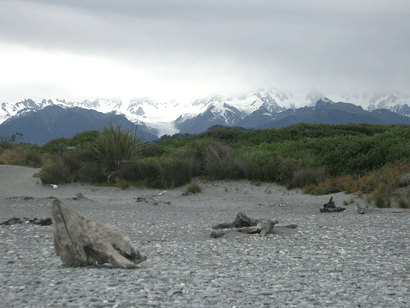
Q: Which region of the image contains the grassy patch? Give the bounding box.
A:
[186,182,202,194]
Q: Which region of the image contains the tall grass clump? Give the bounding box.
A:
[90,125,144,171]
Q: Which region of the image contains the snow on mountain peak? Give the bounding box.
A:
[2,88,410,136]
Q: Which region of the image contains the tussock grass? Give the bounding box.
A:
[186,182,202,194]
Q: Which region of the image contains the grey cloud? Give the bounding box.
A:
[1,0,409,99]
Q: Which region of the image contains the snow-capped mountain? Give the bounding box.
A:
[257,97,410,130]
[325,91,410,115]
[2,89,410,137]
[174,98,248,134]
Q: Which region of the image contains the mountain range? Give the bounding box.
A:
[1,89,410,144]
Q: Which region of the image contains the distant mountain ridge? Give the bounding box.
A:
[1,89,410,138]
[257,98,410,129]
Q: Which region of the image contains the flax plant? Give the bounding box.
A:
[91,125,144,171]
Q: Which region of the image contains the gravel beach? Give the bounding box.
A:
[1,165,410,307]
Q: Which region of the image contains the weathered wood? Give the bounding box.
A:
[211,212,295,237]
[320,197,346,213]
[51,198,146,269]
[136,195,171,206]
[0,217,52,226]
[212,212,262,229]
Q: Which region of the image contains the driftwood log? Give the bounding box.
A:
[51,198,146,269]
[211,212,297,238]
[320,197,346,213]
[0,217,52,226]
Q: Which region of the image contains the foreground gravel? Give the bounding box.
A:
[1,195,410,308]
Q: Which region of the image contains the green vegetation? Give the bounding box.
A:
[2,122,410,207]
[186,182,202,194]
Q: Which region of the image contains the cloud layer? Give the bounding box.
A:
[1,0,409,102]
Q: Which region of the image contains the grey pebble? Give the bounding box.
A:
[2,200,410,307]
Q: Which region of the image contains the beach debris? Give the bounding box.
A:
[355,203,367,214]
[136,195,171,206]
[210,231,225,238]
[5,196,34,200]
[257,202,289,207]
[320,197,346,213]
[211,212,298,238]
[0,217,52,226]
[51,198,146,269]
[72,193,85,200]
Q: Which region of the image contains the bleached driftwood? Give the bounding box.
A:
[51,198,146,269]
[211,212,297,238]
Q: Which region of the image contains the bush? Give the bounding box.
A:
[399,199,409,209]
[119,158,162,188]
[140,143,164,158]
[41,137,69,153]
[160,156,196,188]
[204,144,246,180]
[62,146,96,174]
[244,152,281,182]
[24,150,43,167]
[69,130,101,146]
[39,159,72,184]
[77,161,106,183]
[290,167,327,189]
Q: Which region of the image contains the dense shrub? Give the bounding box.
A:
[203,144,247,180]
[69,130,101,146]
[39,159,72,184]
[41,137,70,153]
[159,156,195,188]
[290,167,327,189]
[6,123,410,208]
[77,161,106,183]
[140,143,164,157]
[24,149,43,167]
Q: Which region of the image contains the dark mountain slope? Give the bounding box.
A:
[0,106,158,144]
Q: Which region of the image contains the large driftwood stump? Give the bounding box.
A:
[320,197,346,213]
[51,198,146,269]
[211,212,297,238]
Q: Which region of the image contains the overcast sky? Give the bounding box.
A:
[1,0,409,103]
